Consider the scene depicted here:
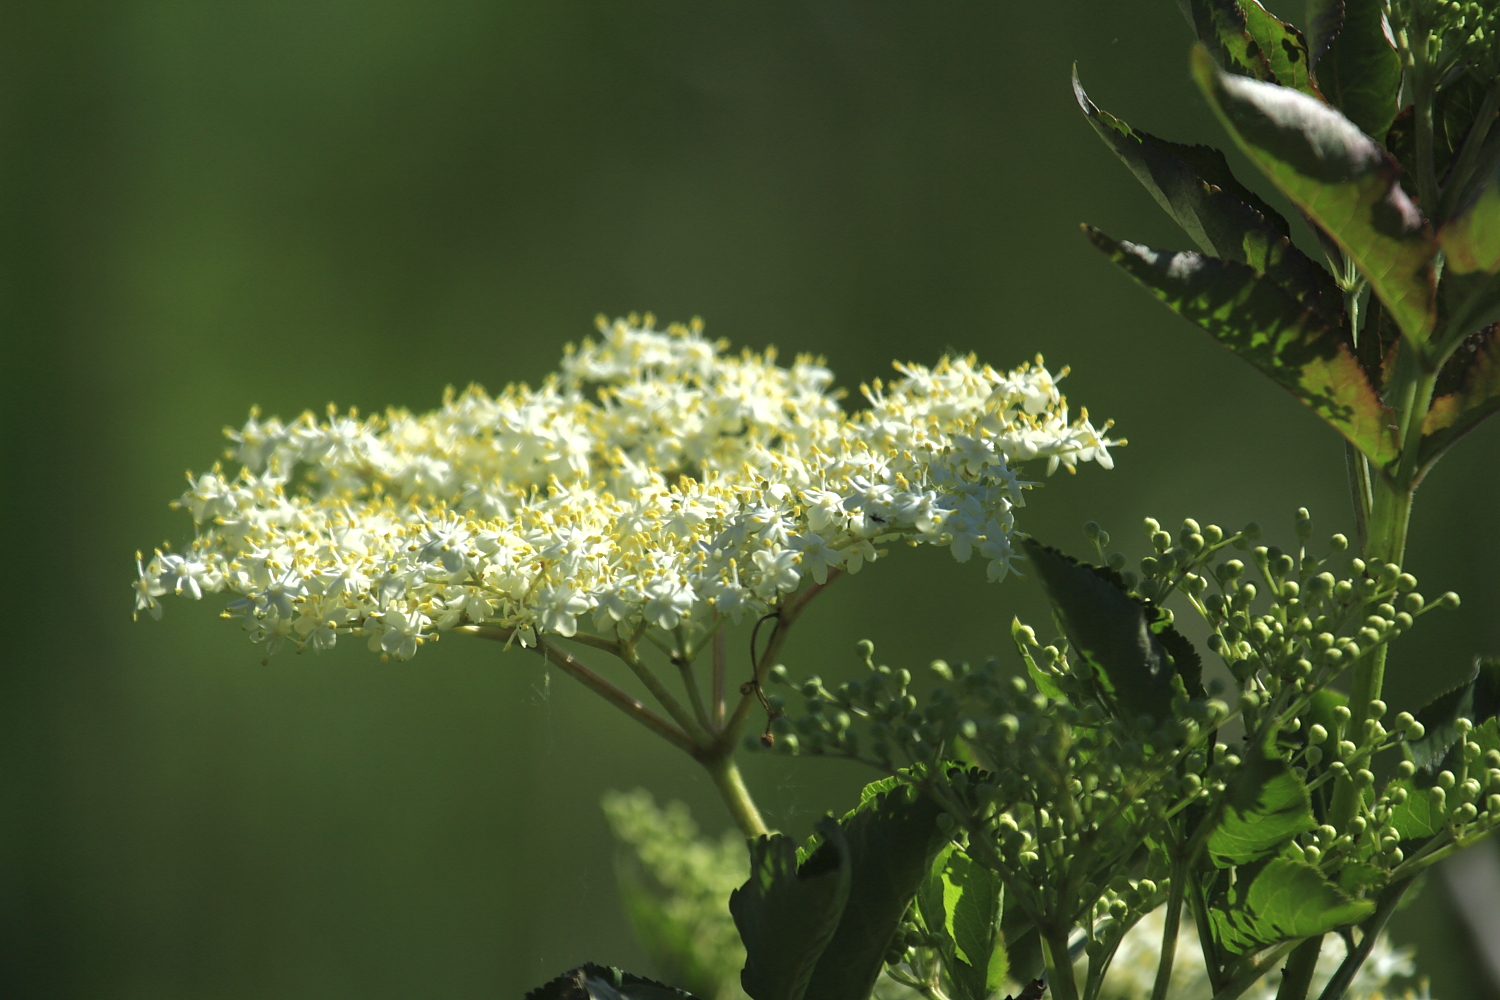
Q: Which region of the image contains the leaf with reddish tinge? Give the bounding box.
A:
[1193,46,1437,342]
[1087,226,1399,469]
[1074,69,1340,324]
[1421,325,1500,474]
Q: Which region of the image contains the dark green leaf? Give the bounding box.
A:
[799,776,952,1000]
[1020,538,1203,721]
[1210,856,1376,955]
[524,964,703,1000]
[919,847,1007,1000]
[1207,749,1317,867]
[1307,0,1402,140]
[1073,70,1340,324]
[1407,658,1500,777]
[731,818,851,1000]
[1085,226,1399,468]
[1387,73,1495,200]
[1420,324,1500,472]
[1178,0,1321,96]
[1192,45,1438,342]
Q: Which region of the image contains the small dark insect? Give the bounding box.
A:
[759,732,776,748]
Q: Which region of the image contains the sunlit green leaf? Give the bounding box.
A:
[1074,69,1340,324]
[731,818,850,1000]
[1020,538,1202,721]
[919,846,1007,1000]
[1207,749,1317,867]
[1306,0,1402,140]
[1210,856,1375,956]
[1420,324,1500,472]
[1192,46,1438,342]
[524,964,703,1000]
[1085,226,1399,469]
[1179,0,1321,97]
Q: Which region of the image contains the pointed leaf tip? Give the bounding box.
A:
[1190,45,1437,344]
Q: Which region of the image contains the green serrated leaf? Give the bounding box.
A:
[1420,324,1500,471]
[1020,538,1203,721]
[1085,226,1399,468]
[1307,0,1402,140]
[1179,0,1322,97]
[1207,749,1318,867]
[799,777,951,1000]
[524,964,704,1000]
[1385,775,1442,840]
[731,818,851,1000]
[919,848,1006,1000]
[1210,856,1376,955]
[1179,0,1278,82]
[1074,69,1340,324]
[1192,45,1438,343]
[1407,658,1500,777]
[1240,1,1319,96]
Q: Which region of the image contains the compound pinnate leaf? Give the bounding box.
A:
[1020,538,1202,721]
[1420,324,1500,472]
[524,964,703,1000]
[1074,70,1340,324]
[800,776,951,1000]
[1207,750,1318,867]
[1179,0,1320,97]
[1086,226,1399,469]
[919,847,1007,1000]
[1192,45,1438,343]
[1307,0,1402,141]
[731,818,851,1000]
[1210,856,1376,955]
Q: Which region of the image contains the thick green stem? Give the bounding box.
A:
[1042,925,1081,1000]
[704,751,768,839]
[1274,936,1324,1000]
[1188,873,1227,995]
[1149,850,1189,1000]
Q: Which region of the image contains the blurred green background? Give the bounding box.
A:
[4,2,1498,997]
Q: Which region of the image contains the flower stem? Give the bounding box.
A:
[703,750,768,838]
[1148,870,1186,1000]
[1274,937,1323,1000]
[1314,879,1412,1000]
[461,626,700,756]
[1042,924,1081,1000]
[619,641,712,745]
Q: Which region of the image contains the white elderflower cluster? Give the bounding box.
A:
[133,316,1117,660]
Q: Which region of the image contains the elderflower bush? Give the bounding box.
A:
[134,316,1115,660]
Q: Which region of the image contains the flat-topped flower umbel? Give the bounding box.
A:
[133,316,1117,660]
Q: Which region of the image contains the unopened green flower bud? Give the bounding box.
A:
[1356,769,1375,787]
[1438,770,1456,791]
[1397,573,1417,592]
[1329,533,1348,552]
[1243,522,1261,540]
[1295,509,1313,538]
[1458,802,1480,823]
[1397,760,1417,779]
[1303,844,1322,863]
[1430,786,1448,809]
[1440,592,1462,609]
[1369,700,1388,720]
[1406,720,1426,741]
[1305,745,1324,766]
